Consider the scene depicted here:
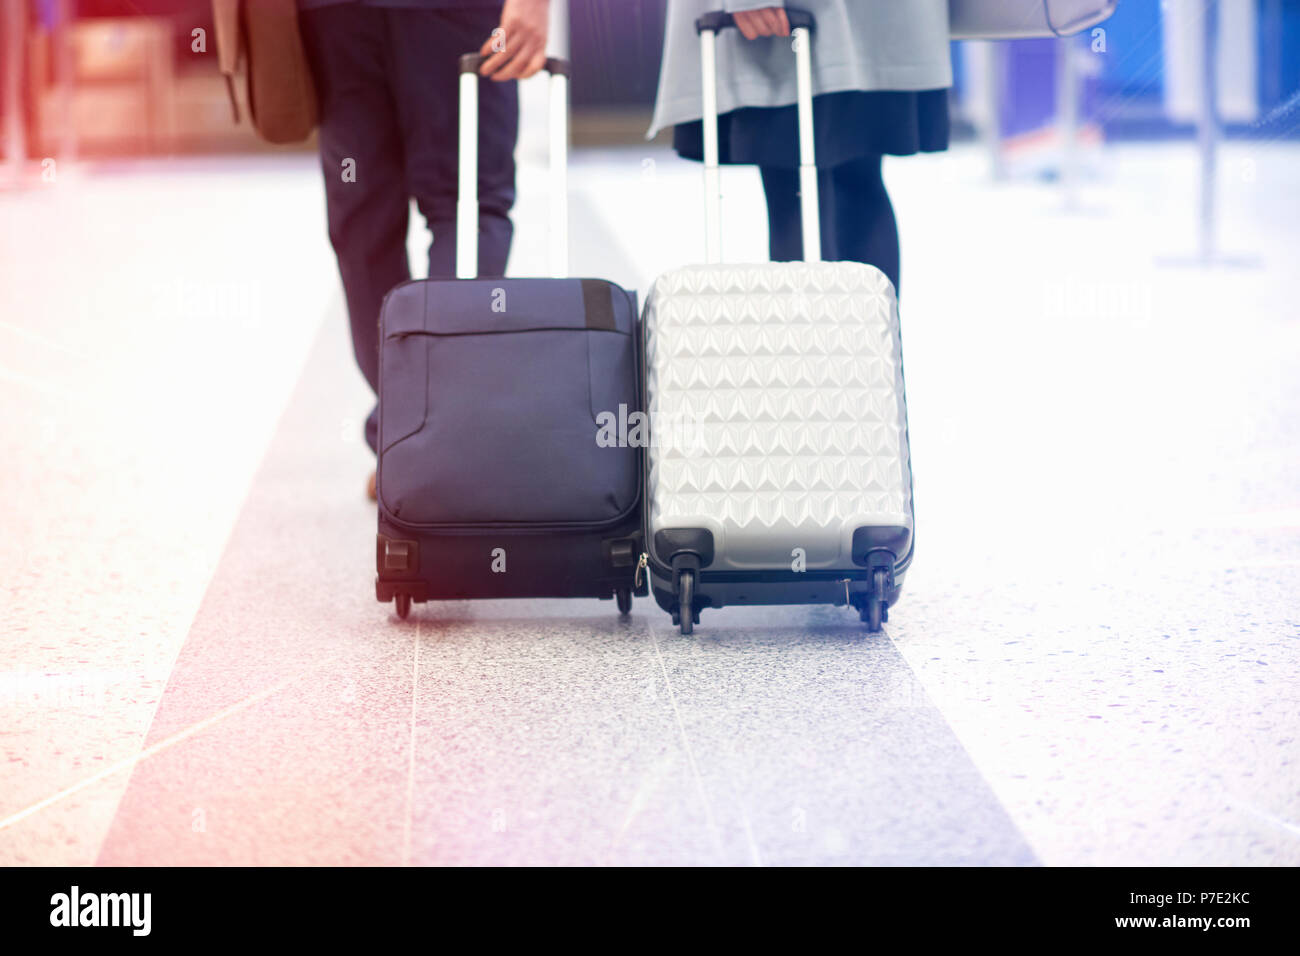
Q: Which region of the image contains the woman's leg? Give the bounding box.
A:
[759,165,839,262]
[829,154,901,293]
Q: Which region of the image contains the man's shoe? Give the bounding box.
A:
[367,470,377,502]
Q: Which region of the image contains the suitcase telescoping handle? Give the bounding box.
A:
[695,8,819,264]
[456,54,571,280]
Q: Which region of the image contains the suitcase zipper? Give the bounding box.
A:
[388,325,631,341]
[383,512,636,535]
[634,551,648,589]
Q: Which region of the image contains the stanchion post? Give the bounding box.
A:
[3,0,28,187]
[1197,0,1220,264]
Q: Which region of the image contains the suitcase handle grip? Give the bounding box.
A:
[695,8,819,264]
[458,54,571,77]
[694,9,815,34]
[456,55,571,280]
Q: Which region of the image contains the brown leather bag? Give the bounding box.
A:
[213,0,318,144]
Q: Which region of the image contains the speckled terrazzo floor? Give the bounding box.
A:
[3,142,1298,866]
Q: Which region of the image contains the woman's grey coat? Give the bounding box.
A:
[648,0,953,137]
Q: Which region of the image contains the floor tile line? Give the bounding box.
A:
[732,783,764,867]
[648,627,726,861]
[1229,797,1300,838]
[0,364,92,404]
[606,751,677,865]
[0,654,342,835]
[602,616,675,864]
[403,621,421,867]
[0,319,97,362]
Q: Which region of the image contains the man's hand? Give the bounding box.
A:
[733,6,790,40]
[479,0,550,81]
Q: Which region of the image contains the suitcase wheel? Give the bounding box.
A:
[616,588,633,616]
[677,570,695,636]
[859,568,889,633]
[862,597,882,632]
[394,593,412,620]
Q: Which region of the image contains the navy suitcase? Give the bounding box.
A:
[374,55,645,619]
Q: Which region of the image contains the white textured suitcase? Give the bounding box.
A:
[641,9,914,635]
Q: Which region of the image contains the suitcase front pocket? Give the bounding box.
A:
[379,327,639,528]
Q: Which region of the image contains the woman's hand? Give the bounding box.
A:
[732,6,791,40]
[479,0,550,81]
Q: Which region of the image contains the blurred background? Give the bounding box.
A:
[3,1,1298,163]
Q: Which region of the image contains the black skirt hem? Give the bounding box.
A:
[673,88,951,168]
